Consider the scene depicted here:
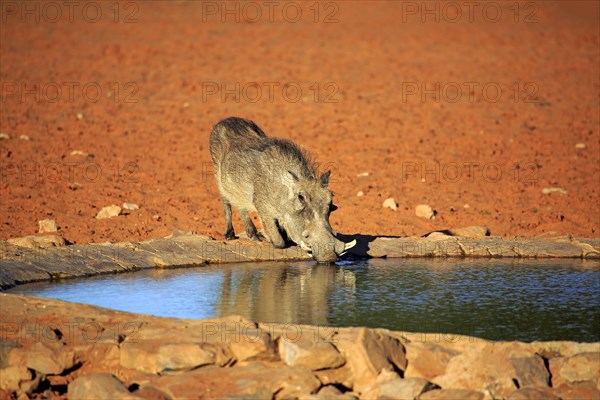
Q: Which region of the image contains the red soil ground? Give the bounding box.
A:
[1,1,598,244]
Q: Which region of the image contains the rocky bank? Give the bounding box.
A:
[1,294,599,399]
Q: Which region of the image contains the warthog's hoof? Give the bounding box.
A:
[248,232,266,242]
[224,230,236,240]
[272,241,286,249]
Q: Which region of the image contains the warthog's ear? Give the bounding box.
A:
[320,170,331,187]
[283,170,299,199]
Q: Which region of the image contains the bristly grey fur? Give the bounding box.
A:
[209,116,346,262]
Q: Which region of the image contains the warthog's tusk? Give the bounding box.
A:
[344,239,357,251]
[300,241,312,252]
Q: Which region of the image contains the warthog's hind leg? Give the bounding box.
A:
[221,196,235,240]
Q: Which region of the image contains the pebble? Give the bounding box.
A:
[382,197,397,211]
[357,172,370,177]
[0,132,10,140]
[70,150,88,157]
[463,204,470,209]
[38,219,58,233]
[122,202,140,211]
[153,215,162,221]
[575,143,586,149]
[76,113,83,120]
[95,205,121,219]
[19,134,30,140]
[415,204,435,219]
[542,187,568,195]
[68,182,82,190]
[357,191,364,197]
[183,102,190,108]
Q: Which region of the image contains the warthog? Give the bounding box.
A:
[209,117,356,263]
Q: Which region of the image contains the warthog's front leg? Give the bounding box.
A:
[256,211,286,248]
[239,209,265,241]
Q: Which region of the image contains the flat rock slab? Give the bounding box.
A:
[1,234,598,290]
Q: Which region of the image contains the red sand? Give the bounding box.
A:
[1,1,598,244]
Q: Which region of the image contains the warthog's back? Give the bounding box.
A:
[209,117,267,165]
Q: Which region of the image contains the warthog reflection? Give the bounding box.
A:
[215,263,356,326]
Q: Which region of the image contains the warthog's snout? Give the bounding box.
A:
[301,237,357,263]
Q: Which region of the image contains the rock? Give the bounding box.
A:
[334,328,407,393]
[420,389,485,400]
[511,355,550,387]
[432,342,537,399]
[68,373,134,399]
[26,342,75,375]
[19,134,29,141]
[0,366,32,393]
[404,341,459,380]
[70,149,88,156]
[363,375,438,400]
[227,326,276,361]
[554,381,600,400]
[357,191,364,197]
[38,219,58,233]
[315,364,354,389]
[426,231,452,240]
[7,234,66,249]
[550,352,600,387]
[96,205,121,219]
[69,182,82,190]
[508,387,559,400]
[148,362,320,399]
[383,197,397,211]
[0,133,9,140]
[575,143,586,149]
[416,204,435,219]
[542,187,568,195]
[120,342,216,374]
[449,226,490,238]
[122,202,140,211]
[278,335,345,370]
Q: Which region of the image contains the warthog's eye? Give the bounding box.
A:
[298,194,305,204]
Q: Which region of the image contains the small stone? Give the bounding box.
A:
[449,226,490,239]
[7,234,66,249]
[0,133,10,140]
[463,203,470,209]
[542,187,568,195]
[95,205,121,219]
[383,197,397,211]
[416,204,435,219]
[19,134,30,141]
[152,215,161,221]
[183,102,190,108]
[357,191,364,197]
[120,342,216,374]
[68,373,130,400]
[76,113,83,120]
[38,219,58,233]
[70,150,88,157]
[364,376,438,400]
[357,172,370,177]
[122,202,139,211]
[575,143,586,149]
[69,182,82,190]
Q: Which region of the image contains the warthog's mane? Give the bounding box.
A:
[258,137,317,180]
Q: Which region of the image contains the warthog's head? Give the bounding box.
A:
[279,170,356,263]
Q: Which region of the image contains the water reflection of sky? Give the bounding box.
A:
[9,259,600,342]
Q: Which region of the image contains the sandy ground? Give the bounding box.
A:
[1,1,598,244]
